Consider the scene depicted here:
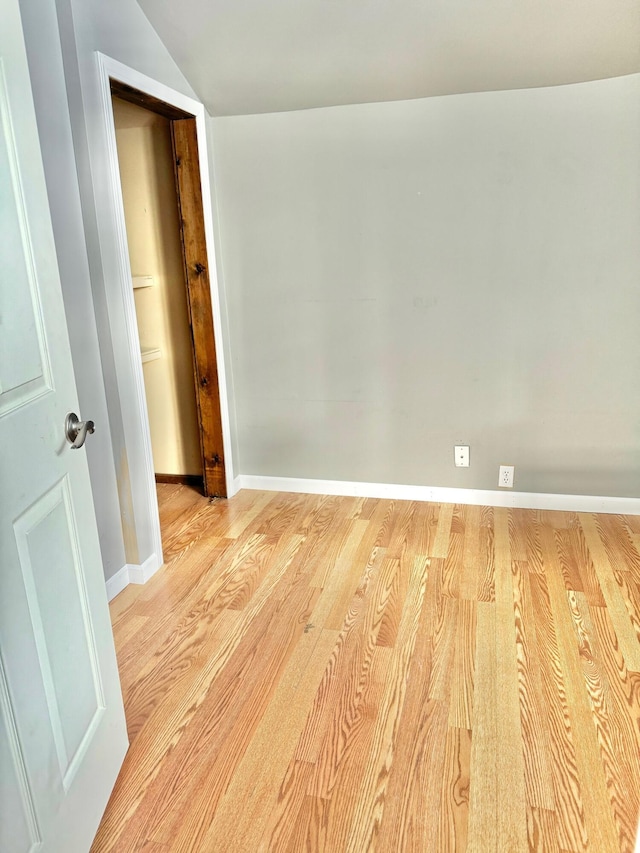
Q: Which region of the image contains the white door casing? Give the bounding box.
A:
[0,1,128,851]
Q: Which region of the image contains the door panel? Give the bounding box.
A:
[13,478,104,788]
[0,0,128,850]
[0,58,50,415]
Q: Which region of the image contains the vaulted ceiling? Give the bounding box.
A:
[138,0,640,115]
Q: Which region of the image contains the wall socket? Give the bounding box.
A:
[498,465,514,488]
[454,445,470,467]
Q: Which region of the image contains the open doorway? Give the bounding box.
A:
[110,81,227,499]
[112,95,202,490]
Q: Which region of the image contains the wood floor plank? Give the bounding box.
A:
[160,500,221,563]
[156,483,202,534]
[325,499,394,633]
[431,502,454,558]
[295,550,392,768]
[428,578,459,703]
[568,591,640,853]
[540,524,621,853]
[555,528,585,593]
[493,508,528,852]
[512,559,555,810]
[344,553,430,852]
[94,489,640,853]
[525,512,545,576]
[414,500,441,557]
[302,647,392,852]
[459,504,482,600]
[527,806,562,853]
[466,601,497,853]
[624,515,640,535]
[610,564,640,646]
[509,508,529,562]
[438,726,472,853]
[225,490,277,539]
[539,509,573,531]
[297,795,331,852]
[111,613,149,649]
[448,598,476,729]
[590,605,640,757]
[442,504,465,599]
[579,513,640,671]
[274,787,327,853]
[596,515,640,581]
[560,525,606,607]
[528,570,588,852]
[109,581,147,625]
[374,556,448,852]
[477,506,495,602]
[196,625,341,851]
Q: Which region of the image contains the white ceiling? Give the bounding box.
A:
[137,0,640,116]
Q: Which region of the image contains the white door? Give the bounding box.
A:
[0,1,128,851]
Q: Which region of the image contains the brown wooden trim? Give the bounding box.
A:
[110,79,192,120]
[155,474,204,488]
[110,81,227,498]
[171,118,227,498]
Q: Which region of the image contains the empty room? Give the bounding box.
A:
[2,0,639,851]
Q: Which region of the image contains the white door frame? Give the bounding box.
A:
[94,53,236,590]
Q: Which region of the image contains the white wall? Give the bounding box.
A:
[206,112,241,481]
[212,74,640,498]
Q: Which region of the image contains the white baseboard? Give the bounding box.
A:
[127,552,162,585]
[105,552,163,602]
[237,475,640,516]
[105,563,130,602]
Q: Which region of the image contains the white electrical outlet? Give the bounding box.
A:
[499,465,514,488]
[454,446,470,467]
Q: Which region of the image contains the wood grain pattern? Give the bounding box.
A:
[527,570,588,852]
[494,508,528,852]
[512,559,555,811]
[540,525,621,852]
[467,601,498,853]
[439,725,472,852]
[94,489,640,853]
[110,79,191,119]
[172,118,226,497]
[448,598,476,729]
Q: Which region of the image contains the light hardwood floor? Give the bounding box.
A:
[92,486,640,852]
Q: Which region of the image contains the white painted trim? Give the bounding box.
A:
[105,553,163,602]
[95,53,235,496]
[95,52,164,578]
[127,552,162,585]
[105,564,130,602]
[237,475,640,515]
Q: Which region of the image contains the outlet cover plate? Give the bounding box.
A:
[454,446,470,467]
[499,465,514,488]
